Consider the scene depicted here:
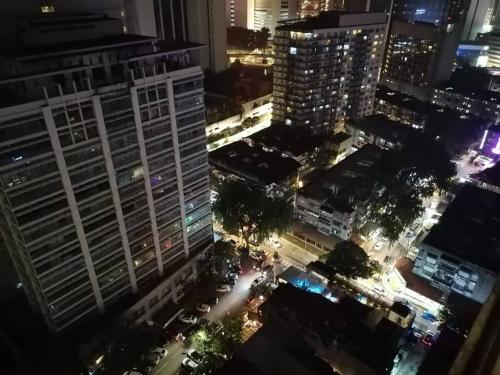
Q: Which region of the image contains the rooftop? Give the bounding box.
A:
[330,131,352,144]
[218,320,337,375]
[395,257,445,302]
[390,301,412,318]
[209,140,301,185]
[435,81,500,104]
[298,144,384,202]
[248,123,324,158]
[470,161,500,190]
[423,184,500,273]
[347,114,416,144]
[262,283,404,373]
[276,11,387,32]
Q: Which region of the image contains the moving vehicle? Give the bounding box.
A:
[195,303,211,313]
[178,314,197,324]
[251,275,266,288]
[270,238,281,248]
[216,284,231,293]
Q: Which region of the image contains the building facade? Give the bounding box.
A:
[295,145,383,240]
[273,12,387,134]
[382,20,462,100]
[432,83,500,124]
[0,15,213,331]
[392,0,471,25]
[226,0,299,36]
[0,0,228,73]
[413,185,500,304]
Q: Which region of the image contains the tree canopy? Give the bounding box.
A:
[190,313,245,374]
[213,180,293,247]
[227,27,270,50]
[320,241,381,280]
[368,134,456,242]
[197,241,236,283]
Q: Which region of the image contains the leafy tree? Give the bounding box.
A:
[320,241,382,280]
[227,27,270,50]
[197,241,236,282]
[213,180,293,247]
[368,134,456,242]
[242,116,258,129]
[255,27,270,49]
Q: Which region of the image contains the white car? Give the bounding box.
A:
[182,357,199,369]
[152,347,168,358]
[195,303,211,313]
[178,314,197,324]
[251,275,266,288]
[225,271,239,280]
[270,238,281,248]
[249,250,265,261]
[374,241,384,250]
[216,284,232,293]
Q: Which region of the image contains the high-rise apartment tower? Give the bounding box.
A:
[0,14,213,331]
[273,11,388,133]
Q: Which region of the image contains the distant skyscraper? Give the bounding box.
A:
[392,0,471,26]
[273,12,388,134]
[381,20,463,100]
[463,0,500,40]
[0,14,213,331]
[226,0,299,36]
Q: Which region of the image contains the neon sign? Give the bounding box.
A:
[492,135,500,154]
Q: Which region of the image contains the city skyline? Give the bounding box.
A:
[0,1,499,375]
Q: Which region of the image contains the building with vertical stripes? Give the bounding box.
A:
[0,14,213,331]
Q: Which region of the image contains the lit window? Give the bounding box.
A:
[41,4,55,13]
[285,119,292,125]
[290,47,297,54]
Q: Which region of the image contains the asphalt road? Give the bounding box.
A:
[149,266,260,375]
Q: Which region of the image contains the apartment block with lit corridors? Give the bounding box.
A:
[0,14,213,332]
[272,11,387,134]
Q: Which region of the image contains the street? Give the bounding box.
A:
[149,263,260,375]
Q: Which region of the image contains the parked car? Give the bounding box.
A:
[214,231,225,239]
[123,371,143,375]
[225,271,239,280]
[196,303,211,313]
[374,241,384,250]
[250,249,266,261]
[251,275,266,288]
[182,357,199,369]
[228,239,237,246]
[142,353,160,366]
[384,256,391,264]
[187,349,203,363]
[270,238,281,248]
[152,347,168,358]
[216,284,231,293]
[422,333,434,347]
[421,311,437,323]
[178,314,197,324]
[230,264,243,274]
